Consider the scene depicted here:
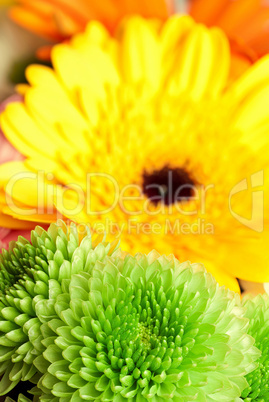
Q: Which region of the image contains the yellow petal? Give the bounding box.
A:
[26,65,62,88]
[2,205,59,223]
[228,55,269,102]
[71,21,109,48]
[52,43,119,100]
[0,178,56,226]
[231,85,269,132]
[216,233,269,284]
[15,84,30,95]
[0,211,35,230]
[208,28,230,97]
[79,88,100,126]
[24,157,60,177]
[75,44,119,87]
[1,103,58,158]
[160,15,195,82]
[161,16,195,56]
[0,161,31,185]
[118,17,161,90]
[57,121,91,152]
[205,261,240,293]
[226,56,269,147]
[54,185,86,223]
[0,161,54,209]
[24,87,89,152]
[168,24,229,100]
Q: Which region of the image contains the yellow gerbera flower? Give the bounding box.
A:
[0,16,268,293]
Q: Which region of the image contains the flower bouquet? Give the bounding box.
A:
[0,1,268,400]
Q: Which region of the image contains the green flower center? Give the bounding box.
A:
[138,323,156,351]
[90,282,186,394]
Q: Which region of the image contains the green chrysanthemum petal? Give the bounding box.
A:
[0,221,118,397]
[37,249,259,401]
[4,395,36,402]
[241,294,269,401]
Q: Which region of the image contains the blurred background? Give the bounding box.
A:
[0,7,45,101]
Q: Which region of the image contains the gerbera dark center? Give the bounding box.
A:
[143,166,195,205]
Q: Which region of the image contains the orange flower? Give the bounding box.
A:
[9,0,173,58]
[189,0,269,78]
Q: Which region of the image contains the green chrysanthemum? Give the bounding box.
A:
[37,249,259,401]
[241,294,269,401]
[0,221,117,398]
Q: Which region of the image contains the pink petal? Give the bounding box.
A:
[0,228,32,250]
